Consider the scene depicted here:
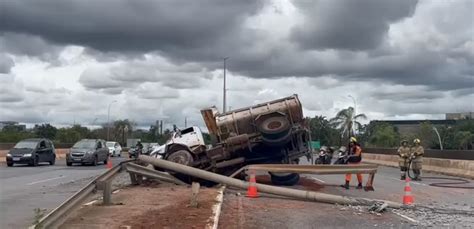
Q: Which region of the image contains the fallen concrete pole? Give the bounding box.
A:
[138,155,406,209]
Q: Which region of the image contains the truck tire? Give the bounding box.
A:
[165,150,195,183]
[258,116,291,145]
[269,172,300,186]
[166,150,194,166]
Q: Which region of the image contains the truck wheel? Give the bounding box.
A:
[269,172,300,186]
[167,150,194,166]
[258,116,291,145]
[166,150,194,183]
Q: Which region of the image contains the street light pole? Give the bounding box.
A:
[223,57,229,113]
[348,95,357,136]
[107,100,117,141]
[433,126,443,150]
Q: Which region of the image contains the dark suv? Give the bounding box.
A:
[66,139,109,166]
[6,138,56,167]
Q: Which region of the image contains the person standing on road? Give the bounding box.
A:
[341,137,363,189]
[136,141,144,156]
[397,140,411,180]
[411,139,424,181]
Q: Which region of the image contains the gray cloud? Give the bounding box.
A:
[0,32,64,61]
[0,54,14,73]
[1,0,264,54]
[291,0,418,51]
[0,74,24,103]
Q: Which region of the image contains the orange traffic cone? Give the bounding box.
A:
[106,156,113,169]
[402,177,414,205]
[246,170,259,198]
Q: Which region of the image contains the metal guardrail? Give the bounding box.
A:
[31,160,134,229]
[124,163,187,185]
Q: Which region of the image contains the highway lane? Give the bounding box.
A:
[0,156,127,229]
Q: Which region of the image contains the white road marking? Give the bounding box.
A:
[393,212,418,223]
[310,177,326,184]
[27,176,66,185]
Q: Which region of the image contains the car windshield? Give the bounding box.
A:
[14,141,38,149]
[106,142,115,147]
[73,140,96,149]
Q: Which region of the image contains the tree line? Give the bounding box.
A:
[308,107,474,150]
[0,120,172,147]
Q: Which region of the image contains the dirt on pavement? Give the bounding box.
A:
[60,182,220,229]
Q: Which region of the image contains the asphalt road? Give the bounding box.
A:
[0,156,127,229]
[220,158,474,228]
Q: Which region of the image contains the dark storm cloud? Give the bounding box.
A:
[0,32,64,61]
[291,0,418,50]
[1,0,264,54]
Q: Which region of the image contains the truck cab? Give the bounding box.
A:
[150,126,205,158]
[170,126,205,148]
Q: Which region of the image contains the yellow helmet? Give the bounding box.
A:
[413,139,421,144]
[350,137,357,143]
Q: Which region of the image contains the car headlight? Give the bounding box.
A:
[7,153,12,157]
[86,151,93,154]
[23,153,32,157]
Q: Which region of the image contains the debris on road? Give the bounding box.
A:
[392,205,474,228]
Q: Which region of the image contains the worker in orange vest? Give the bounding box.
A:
[341,137,363,189]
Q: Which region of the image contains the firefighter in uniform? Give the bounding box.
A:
[397,140,410,180]
[341,137,363,189]
[411,139,424,181]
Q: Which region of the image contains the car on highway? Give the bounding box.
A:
[106,141,122,157]
[6,138,56,167]
[66,139,109,166]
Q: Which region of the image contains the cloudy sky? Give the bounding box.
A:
[0,0,473,130]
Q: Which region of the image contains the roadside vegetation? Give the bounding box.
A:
[308,107,474,150]
[0,119,212,147]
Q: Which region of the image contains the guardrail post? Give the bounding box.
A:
[129,173,139,185]
[364,172,375,191]
[103,180,112,205]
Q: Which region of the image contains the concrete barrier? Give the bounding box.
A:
[363,153,474,179]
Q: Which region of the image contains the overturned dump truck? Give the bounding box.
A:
[154,94,311,185]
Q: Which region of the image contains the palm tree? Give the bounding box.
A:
[330,107,367,138]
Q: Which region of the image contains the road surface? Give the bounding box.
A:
[0,157,126,229]
[220,159,474,228]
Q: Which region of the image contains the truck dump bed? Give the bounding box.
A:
[201,95,304,141]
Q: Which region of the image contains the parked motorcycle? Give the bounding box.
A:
[128,147,142,159]
[333,146,349,165]
[315,146,334,164]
